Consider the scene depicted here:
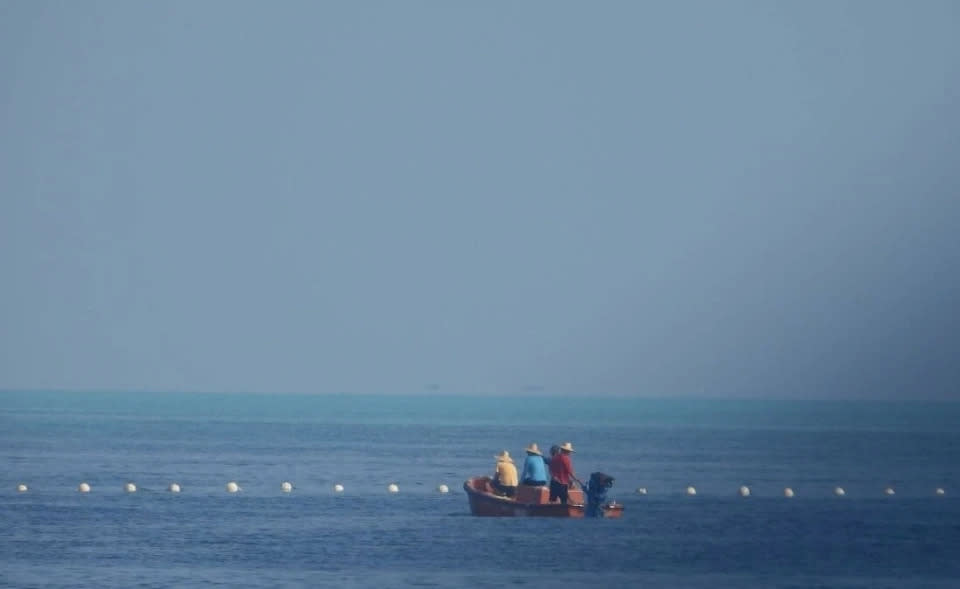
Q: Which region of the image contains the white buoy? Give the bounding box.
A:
[78,482,91,493]
[635,487,648,495]
[884,487,895,496]
[333,484,344,493]
[834,487,846,496]
[281,481,293,493]
[784,487,795,498]
[437,484,449,494]
[168,483,181,493]
[739,485,751,497]
[17,483,28,493]
[226,481,240,493]
[387,483,399,494]
[685,486,697,496]
[124,482,137,493]
[935,487,945,496]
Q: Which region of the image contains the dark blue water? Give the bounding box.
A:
[2,391,959,587]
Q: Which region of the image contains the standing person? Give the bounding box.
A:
[492,450,518,497]
[520,443,548,486]
[543,444,560,468]
[548,442,577,504]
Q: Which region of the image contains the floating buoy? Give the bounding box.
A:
[635,487,647,495]
[124,482,137,493]
[437,484,449,494]
[226,481,240,493]
[935,488,945,496]
[16,483,28,493]
[739,485,751,497]
[784,487,795,498]
[281,481,293,493]
[333,484,344,493]
[387,483,399,494]
[834,487,846,496]
[884,487,895,496]
[168,483,181,493]
[78,482,91,493]
[685,486,696,496]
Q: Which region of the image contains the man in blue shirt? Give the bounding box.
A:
[520,443,548,486]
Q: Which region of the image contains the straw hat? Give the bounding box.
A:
[494,450,513,462]
[524,443,542,456]
[559,442,575,453]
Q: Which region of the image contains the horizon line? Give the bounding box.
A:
[0,387,956,403]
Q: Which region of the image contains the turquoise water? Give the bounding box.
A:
[2,391,959,587]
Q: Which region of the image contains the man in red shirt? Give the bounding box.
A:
[548,442,577,504]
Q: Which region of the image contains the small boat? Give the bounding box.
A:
[463,473,624,518]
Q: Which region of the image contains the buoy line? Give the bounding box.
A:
[5,482,949,498]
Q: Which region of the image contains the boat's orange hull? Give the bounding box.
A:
[463,477,624,518]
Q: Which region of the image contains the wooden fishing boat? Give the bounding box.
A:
[463,476,624,518]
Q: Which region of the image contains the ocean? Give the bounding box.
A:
[1,391,959,588]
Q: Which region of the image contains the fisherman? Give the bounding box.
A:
[548,442,577,504]
[520,443,548,486]
[492,450,518,497]
[543,444,560,468]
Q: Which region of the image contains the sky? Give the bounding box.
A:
[1,1,959,398]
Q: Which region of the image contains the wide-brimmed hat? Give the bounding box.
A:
[524,443,542,455]
[559,442,575,453]
[495,450,513,462]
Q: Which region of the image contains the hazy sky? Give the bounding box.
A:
[2,1,959,398]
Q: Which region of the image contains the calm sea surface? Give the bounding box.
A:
[2,391,959,588]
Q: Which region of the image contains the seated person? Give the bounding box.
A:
[491,450,518,497]
[520,443,548,486]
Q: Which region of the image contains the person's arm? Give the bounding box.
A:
[564,455,576,482]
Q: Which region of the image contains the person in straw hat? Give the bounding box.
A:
[548,442,578,504]
[491,450,519,497]
[520,443,548,487]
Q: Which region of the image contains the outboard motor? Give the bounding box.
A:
[584,472,616,517]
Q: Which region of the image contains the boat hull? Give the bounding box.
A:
[463,477,623,518]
